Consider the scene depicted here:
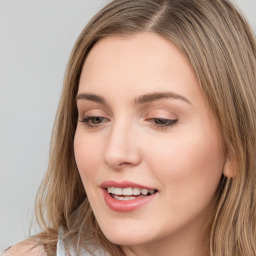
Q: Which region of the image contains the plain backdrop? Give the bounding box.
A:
[0,0,255,253]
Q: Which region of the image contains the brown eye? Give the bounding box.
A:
[79,116,109,128]
[90,116,105,124]
[153,118,178,126]
[147,118,178,131]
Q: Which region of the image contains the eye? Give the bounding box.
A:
[153,118,176,125]
[79,116,109,128]
[148,118,178,130]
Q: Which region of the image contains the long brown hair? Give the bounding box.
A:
[34,0,256,255]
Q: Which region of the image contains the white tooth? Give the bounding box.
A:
[141,189,149,195]
[113,187,122,195]
[112,195,122,200]
[108,187,155,196]
[133,188,140,195]
[122,187,133,195]
[113,195,136,200]
[124,196,136,200]
[148,189,155,195]
[107,187,114,193]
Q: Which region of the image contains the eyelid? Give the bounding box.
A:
[146,118,178,131]
[77,107,111,130]
[145,109,177,119]
[143,109,179,131]
[79,116,110,129]
[76,100,112,116]
[78,108,109,118]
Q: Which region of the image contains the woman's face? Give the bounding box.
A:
[74,33,228,254]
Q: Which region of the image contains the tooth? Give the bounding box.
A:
[148,189,155,195]
[123,187,133,195]
[113,187,122,195]
[123,196,135,200]
[107,187,115,193]
[112,195,121,200]
[133,188,140,195]
[113,195,136,200]
[141,189,148,195]
[107,187,155,196]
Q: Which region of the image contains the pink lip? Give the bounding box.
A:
[100,180,157,212]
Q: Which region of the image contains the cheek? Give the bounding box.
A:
[146,124,225,199]
[74,129,102,184]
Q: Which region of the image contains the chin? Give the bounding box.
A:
[105,233,152,247]
[98,219,159,246]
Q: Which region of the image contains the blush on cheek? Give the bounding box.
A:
[74,134,100,178]
[149,131,224,189]
[75,148,99,174]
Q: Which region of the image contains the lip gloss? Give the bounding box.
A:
[102,189,157,212]
[100,180,157,212]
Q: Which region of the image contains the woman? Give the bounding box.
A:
[5,0,256,255]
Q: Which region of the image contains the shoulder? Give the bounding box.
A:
[3,240,47,256]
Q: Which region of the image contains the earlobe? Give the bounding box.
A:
[223,156,237,178]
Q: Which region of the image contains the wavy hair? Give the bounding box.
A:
[34,0,256,255]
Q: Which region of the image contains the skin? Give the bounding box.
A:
[74,33,231,256]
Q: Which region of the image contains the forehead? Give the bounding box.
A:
[78,33,200,103]
[83,32,193,75]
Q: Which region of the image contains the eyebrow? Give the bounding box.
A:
[76,93,106,104]
[76,92,191,105]
[134,92,191,105]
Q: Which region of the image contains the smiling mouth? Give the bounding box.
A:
[106,187,158,201]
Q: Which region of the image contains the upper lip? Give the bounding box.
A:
[100,180,156,190]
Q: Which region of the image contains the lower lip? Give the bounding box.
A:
[102,189,157,212]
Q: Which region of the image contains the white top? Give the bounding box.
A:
[56,227,108,256]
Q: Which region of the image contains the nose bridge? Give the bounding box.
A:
[103,116,141,169]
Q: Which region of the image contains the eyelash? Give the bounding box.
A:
[147,118,178,130]
[79,116,109,128]
[79,116,178,130]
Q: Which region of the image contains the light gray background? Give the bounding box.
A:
[0,0,255,253]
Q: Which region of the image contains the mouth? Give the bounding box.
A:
[106,187,157,201]
[100,180,158,211]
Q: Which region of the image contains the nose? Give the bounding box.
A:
[103,122,141,170]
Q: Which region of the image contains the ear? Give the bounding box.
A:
[223,154,237,178]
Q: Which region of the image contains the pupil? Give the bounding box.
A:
[155,118,168,125]
[92,117,103,124]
